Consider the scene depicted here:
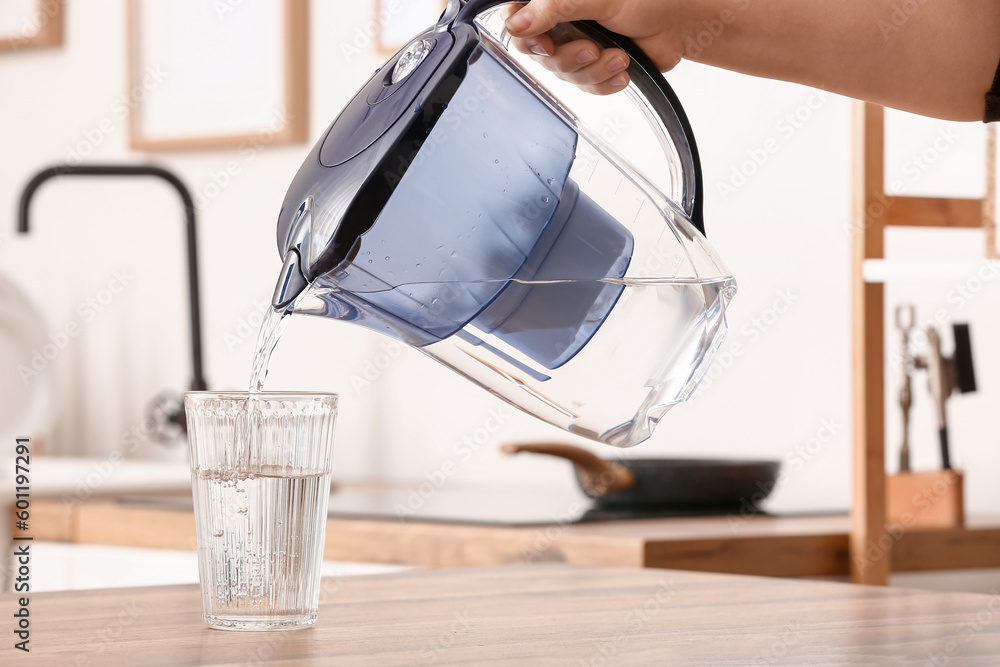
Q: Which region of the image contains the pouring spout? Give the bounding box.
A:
[272,249,309,310]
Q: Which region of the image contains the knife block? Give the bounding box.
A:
[886,469,965,529]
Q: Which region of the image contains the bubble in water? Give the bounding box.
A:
[542,196,550,204]
[368,260,373,264]
[494,159,499,164]
[547,177,555,186]
[385,256,390,261]
[483,132,488,139]
[238,507,248,515]
[213,530,224,538]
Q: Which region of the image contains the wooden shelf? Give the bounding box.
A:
[863,259,1000,283]
[850,102,994,585]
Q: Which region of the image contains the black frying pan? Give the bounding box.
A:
[502,443,781,510]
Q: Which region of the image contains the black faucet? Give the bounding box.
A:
[17,164,208,440]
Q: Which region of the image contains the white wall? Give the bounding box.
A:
[1,1,996,515]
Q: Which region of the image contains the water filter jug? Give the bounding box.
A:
[271,0,736,447]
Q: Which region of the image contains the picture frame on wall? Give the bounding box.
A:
[127,0,309,152]
[376,0,448,54]
[0,0,63,53]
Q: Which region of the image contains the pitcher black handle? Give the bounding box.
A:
[441,0,706,237]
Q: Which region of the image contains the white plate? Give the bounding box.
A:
[0,270,51,439]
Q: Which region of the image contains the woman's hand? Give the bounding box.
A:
[503,0,699,95]
[501,0,1000,121]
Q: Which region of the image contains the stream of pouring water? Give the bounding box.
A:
[249,303,295,393]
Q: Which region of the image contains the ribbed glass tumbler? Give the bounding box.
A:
[184,392,338,631]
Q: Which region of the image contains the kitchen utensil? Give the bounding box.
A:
[270,0,736,448]
[502,443,781,510]
[898,304,977,471]
[185,392,338,631]
[920,323,976,469]
[895,304,915,472]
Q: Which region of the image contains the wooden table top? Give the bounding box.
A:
[6,565,1000,665]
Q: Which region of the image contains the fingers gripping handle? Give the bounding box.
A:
[443,0,707,236]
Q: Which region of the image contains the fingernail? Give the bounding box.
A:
[609,74,629,88]
[577,50,598,65]
[530,42,551,57]
[608,57,627,73]
[505,10,532,33]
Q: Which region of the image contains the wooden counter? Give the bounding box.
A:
[4,564,999,665]
[25,497,1000,578]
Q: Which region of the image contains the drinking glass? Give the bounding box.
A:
[184,392,338,630]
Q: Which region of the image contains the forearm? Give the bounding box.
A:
[684,0,1000,121]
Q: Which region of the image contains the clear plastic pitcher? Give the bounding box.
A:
[271,1,735,447]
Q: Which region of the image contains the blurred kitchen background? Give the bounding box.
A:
[1,1,998,591]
